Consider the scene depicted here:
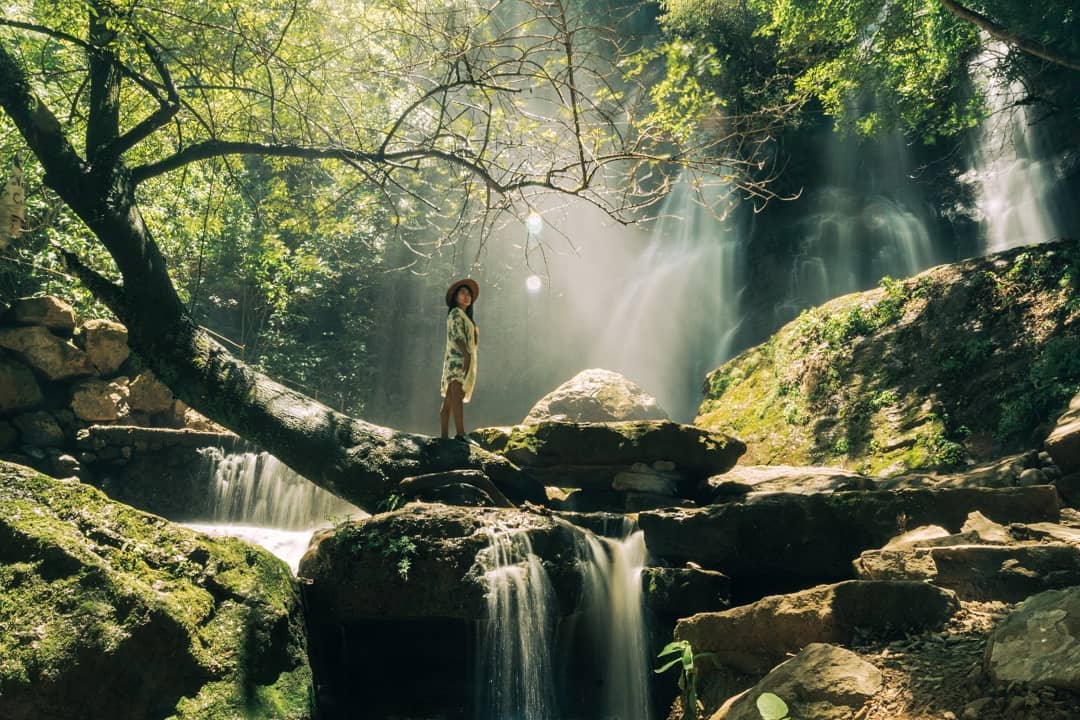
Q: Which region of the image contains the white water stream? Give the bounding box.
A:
[476,518,651,720]
[962,40,1067,253]
[183,449,363,572]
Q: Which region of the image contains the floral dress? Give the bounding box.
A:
[441,306,478,401]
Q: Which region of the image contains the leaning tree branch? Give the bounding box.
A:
[939,0,1080,72]
[0,41,87,182]
[0,18,171,107]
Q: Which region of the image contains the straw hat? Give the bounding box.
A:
[445,278,480,307]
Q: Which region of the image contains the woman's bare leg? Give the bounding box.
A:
[450,381,466,436]
[439,389,452,438]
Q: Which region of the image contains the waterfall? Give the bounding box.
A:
[591,177,746,421]
[183,449,362,572]
[774,130,939,326]
[202,449,357,529]
[577,522,652,720]
[476,524,559,720]
[476,518,652,720]
[963,40,1066,254]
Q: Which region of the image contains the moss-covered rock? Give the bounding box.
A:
[298,502,586,621]
[0,460,311,720]
[502,420,745,478]
[696,240,1080,474]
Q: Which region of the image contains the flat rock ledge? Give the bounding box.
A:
[675,580,958,675]
[639,485,1060,581]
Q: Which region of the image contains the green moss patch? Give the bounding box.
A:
[0,461,311,720]
[696,240,1080,474]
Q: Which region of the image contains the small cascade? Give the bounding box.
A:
[476,517,652,720]
[184,449,361,572]
[963,41,1066,253]
[476,524,558,720]
[203,449,356,529]
[577,522,652,720]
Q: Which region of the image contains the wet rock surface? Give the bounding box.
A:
[642,565,731,617]
[298,503,588,621]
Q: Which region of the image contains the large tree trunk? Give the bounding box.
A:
[0,38,527,512]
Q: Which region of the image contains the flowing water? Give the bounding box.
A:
[476,524,559,720]
[183,449,363,571]
[576,522,652,720]
[590,179,746,420]
[773,129,940,326]
[476,518,651,720]
[962,41,1068,254]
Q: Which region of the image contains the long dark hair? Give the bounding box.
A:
[447,284,475,322]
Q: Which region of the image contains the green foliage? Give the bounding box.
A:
[655,639,716,720]
[756,692,791,720]
[339,523,418,581]
[658,0,1079,142]
[377,494,406,514]
[997,336,1080,442]
[623,39,726,144]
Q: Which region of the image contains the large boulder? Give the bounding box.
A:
[854,543,1080,602]
[299,503,590,718]
[642,566,731,616]
[1046,391,1080,472]
[984,587,1080,690]
[0,460,311,720]
[706,465,873,501]
[522,368,669,424]
[5,296,75,333]
[713,644,883,720]
[0,356,43,414]
[639,486,1059,582]
[676,580,957,675]
[77,318,129,375]
[502,420,745,493]
[299,503,586,621]
[0,325,95,381]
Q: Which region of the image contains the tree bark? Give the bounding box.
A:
[0,39,533,511]
[939,0,1080,72]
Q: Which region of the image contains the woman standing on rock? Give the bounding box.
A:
[440,278,479,441]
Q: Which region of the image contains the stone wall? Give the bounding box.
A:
[0,295,229,480]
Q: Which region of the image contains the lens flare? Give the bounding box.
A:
[525,211,543,236]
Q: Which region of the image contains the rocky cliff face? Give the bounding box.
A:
[696,240,1080,475]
